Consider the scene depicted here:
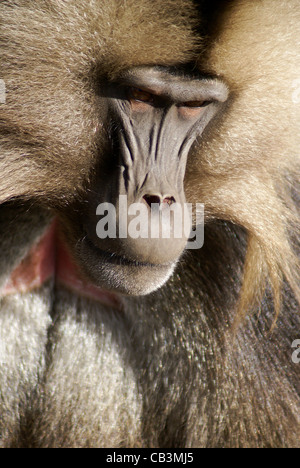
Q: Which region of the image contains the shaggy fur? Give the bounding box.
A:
[0,0,199,203]
[0,0,299,448]
[189,0,300,326]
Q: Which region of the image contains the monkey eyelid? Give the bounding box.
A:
[126,88,215,111]
[177,100,212,108]
[127,87,155,104]
[119,67,229,105]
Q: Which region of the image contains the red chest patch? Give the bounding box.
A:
[1,222,122,309]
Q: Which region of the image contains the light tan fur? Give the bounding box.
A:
[186,0,300,326]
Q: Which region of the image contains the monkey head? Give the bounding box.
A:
[57,67,228,296]
[0,0,229,301]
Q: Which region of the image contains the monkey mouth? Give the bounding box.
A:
[83,235,172,269]
[0,221,176,305]
[78,235,176,296]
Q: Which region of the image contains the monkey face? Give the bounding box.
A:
[56,67,228,296]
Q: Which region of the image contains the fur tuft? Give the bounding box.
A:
[186,0,300,327]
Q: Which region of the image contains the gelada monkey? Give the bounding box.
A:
[0,0,299,448]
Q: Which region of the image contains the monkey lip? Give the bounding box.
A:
[1,222,123,309]
[78,235,177,296]
[84,236,173,269]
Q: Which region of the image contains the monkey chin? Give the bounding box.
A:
[0,221,177,307]
[77,235,177,297]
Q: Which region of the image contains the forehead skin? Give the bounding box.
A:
[117,67,229,104]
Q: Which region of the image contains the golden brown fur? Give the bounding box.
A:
[0,0,199,203]
[187,0,300,327]
[0,0,299,448]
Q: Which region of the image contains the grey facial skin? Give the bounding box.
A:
[79,67,228,295]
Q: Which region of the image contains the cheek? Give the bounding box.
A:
[184,170,199,201]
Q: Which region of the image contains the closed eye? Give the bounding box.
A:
[179,100,211,108]
[128,87,154,104]
[177,100,212,118]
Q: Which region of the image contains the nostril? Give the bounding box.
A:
[162,196,176,206]
[143,194,176,208]
[143,194,162,207]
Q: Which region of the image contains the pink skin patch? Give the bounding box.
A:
[1,221,122,309]
[2,222,56,296]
